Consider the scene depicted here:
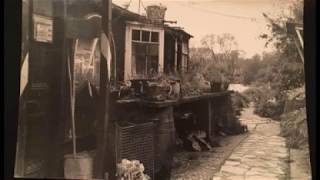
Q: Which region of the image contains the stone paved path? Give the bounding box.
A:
[211,104,290,180]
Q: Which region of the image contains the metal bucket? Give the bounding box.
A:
[64,152,94,179]
[146,5,167,22]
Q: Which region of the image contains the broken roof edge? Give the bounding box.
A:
[164,26,193,39]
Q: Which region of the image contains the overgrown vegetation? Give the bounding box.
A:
[230,92,250,116]
[189,33,243,84]
[187,0,307,155]
[239,0,308,156]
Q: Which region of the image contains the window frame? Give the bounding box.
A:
[124,22,164,80]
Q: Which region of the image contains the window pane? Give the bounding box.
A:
[142,30,150,42]
[132,43,147,55]
[151,32,159,42]
[147,44,159,56]
[136,55,146,75]
[132,55,136,75]
[132,30,140,41]
[147,56,159,75]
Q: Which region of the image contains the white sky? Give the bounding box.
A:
[112,0,296,58]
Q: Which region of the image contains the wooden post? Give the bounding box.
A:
[93,0,113,178]
[207,100,212,139]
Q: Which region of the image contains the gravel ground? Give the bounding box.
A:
[171,133,248,180]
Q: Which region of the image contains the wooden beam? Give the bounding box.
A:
[93,0,113,178]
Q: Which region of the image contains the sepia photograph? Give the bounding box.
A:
[15,0,310,179]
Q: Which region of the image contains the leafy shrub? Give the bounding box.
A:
[280,108,308,148]
[231,92,250,115]
[203,69,222,82]
[242,87,265,103]
[242,86,285,119]
[254,99,285,119]
[180,72,209,96]
[278,62,305,91]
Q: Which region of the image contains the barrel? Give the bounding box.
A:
[64,151,94,179]
[152,107,175,180]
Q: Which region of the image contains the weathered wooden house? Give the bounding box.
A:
[16,1,192,178]
[111,4,193,81]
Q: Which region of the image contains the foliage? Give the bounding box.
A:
[277,61,305,90]
[254,98,285,120]
[280,107,308,149]
[242,86,266,103]
[242,85,285,119]
[254,0,305,91]
[203,68,223,82]
[260,0,302,59]
[244,0,305,120]
[201,33,238,57]
[180,72,209,97]
[240,54,263,85]
[231,92,250,115]
[198,33,242,82]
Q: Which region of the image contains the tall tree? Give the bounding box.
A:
[200,33,240,81]
[201,33,238,62]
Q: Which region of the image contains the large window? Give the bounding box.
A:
[125,23,164,80]
[131,30,159,78]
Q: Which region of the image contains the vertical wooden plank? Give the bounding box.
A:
[186,39,190,72]
[174,38,177,73]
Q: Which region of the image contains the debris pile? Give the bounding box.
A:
[175,112,214,152]
[116,159,150,180]
[186,130,213,152]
